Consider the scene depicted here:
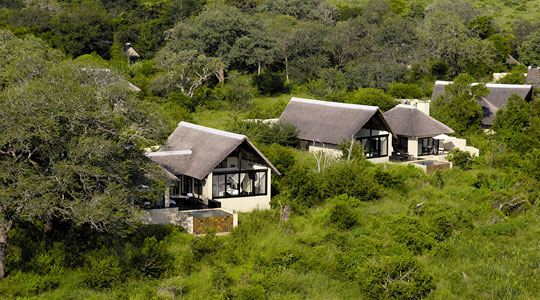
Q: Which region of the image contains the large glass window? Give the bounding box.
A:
[194,179,203,197]
[358,135,389,158]
[182,176,192,195]
[170,181,180,197]
[213,170,268,199]
[392,136,408,154]
[418,138,439,156]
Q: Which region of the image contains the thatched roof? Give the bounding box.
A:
[526,68,540,89]
[124,43,141,58]
[82,68,141,92]
[431,81,533,126]
[147,122,279,180]
[384,104,454,138]
[507,55,520,65]
[278,97,393,145]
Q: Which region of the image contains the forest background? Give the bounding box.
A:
[2,0,540,299]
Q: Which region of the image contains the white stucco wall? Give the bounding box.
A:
[141,207,186,226]
[408,137,419,157]
[219,195,271,212]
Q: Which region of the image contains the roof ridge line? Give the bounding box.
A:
[290,97,378,111]
[178,122,246,140]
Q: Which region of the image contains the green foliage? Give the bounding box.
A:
[226,119,299,147]
[82,252,124,289]
[191,232,222,261]
[523,148,540,181]
[0,271,60,297]
[213,71,258,110]
[488,33,512,65]
[327,200,358,229]
[257,143,297,174]
[431,73,486,134]
[387,82,424,99]
[344,87,399,111]
[518,31,540,67]
[320,161,382,200]
[360,255,435,299]
[496,71,526,84]
[273,163,322,212]
[338,139,366,162]
[467,16,496,39]
[50,3,113,58]
[386,214,438,254]
[492,94,539,153]
[447,148,474,170]
[253,71,288,95]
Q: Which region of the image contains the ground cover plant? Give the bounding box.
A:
[3,0,540,299]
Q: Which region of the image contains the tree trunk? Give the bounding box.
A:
[257,63,261,75]
[44,214,53,232]
[0,232,7,280]
[280,204,291,222]
[285,56,289,83]
[215,69,225,83]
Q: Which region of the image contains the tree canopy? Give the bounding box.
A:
[0,31,166,279]
[431,73,486,134]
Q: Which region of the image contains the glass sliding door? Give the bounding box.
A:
[418,137,440,156]
[358,135,389,158]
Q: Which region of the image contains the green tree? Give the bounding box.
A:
[165,4,247,81]
[0,31,62,89]
[50,3,113,58]
[152,49,225,102]
[266,15,297,82]
[422,11,495,77]
[431,73,486,134]
[518,31,540,67]
[228,14,277,74]
[467,16,496,39]
[488,34,512,65]
[387,83,424,99]
[344,88,398,111]
[496,71,526,84]
[344,6,420,89]
[492,94,539,153]
[214,71,258,110]
[0,52,166,278]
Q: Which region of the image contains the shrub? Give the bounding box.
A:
[82,252,124,289]
[320,161,382,201]
[253,71,287,95]
[328,201,358,229]
[227,119,299,147]
[191,231,222,260]
[386,215,437,254]
[128,237,173,278]
[343,88,399,111]
[387,82,425,99]
[447,148,474,170]
[272,163,323,212]
[258,143,297,174]
[360,255,435,299]
[231,284,266,300]
[0,271,60,297]
[214,71,258,110]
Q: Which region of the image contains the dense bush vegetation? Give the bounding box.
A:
[3,0,540,299]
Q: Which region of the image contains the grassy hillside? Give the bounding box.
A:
[2,163,540,299]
